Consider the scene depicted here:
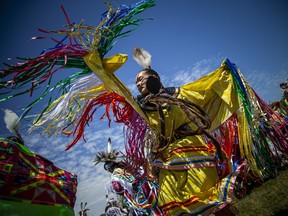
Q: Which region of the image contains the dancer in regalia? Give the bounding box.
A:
[94,138,163,216]
[131,47,239,215]
[1,0,288,215]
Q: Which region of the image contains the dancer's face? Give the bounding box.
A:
[136,70,151,96]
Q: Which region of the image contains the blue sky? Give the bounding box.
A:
[1,0,288,215]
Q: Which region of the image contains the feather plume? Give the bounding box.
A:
[133,47,152,69]
[3,109,21,134]
[93,138,122,166]
[107,137,112,154]
[93,148,119,166]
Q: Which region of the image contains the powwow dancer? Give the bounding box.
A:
[1,0,288,215]
[102,194,129,216]
[270,80,288,140]
[78,202,90,216]
[270,80,288,122]
[132,47,239,215]
[94,138,163,215]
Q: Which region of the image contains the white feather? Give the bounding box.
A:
[133,47,152,69]
[3,109,21,134]
[107,137,112,154]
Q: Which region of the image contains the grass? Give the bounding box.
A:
[232,167,288,216]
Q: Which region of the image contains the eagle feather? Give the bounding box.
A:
[133,47,152,69]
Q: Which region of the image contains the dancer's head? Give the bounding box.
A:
[135,68,162,96]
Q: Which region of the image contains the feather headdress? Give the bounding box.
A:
[133,47,152,69]
[93,138,124,166]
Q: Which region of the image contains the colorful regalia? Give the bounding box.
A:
[0,138,77,216]
[94,138,163,215]
[1,0,288,215]
[0,1,155,215]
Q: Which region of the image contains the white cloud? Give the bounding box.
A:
[241,67,287,103]
[159,56,223,87]
[74,168,111,216]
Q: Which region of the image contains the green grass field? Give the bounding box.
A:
[233,167,288,216]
